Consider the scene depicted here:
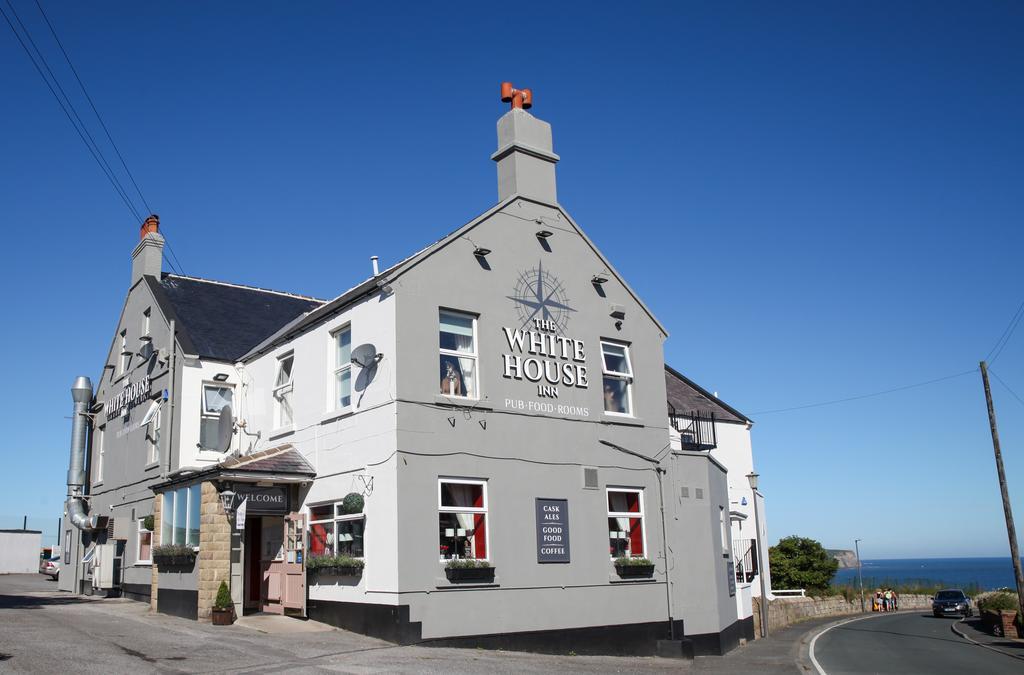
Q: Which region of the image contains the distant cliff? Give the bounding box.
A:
[828,549,859,569]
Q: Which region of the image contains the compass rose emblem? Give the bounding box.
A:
[507,261,576,332]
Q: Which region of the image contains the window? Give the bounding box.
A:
[601,341,633,415]
[137,518,152,564]
[332,326,352,410]
[147,407,161,464]
[438,479,487,560]
[607,488,645,558]
[119,329,129,375]
[200,385,233,450]
[161,484,201,547]
[142,307,151,337]
[720,507,730,557]
[94,426,105,483]
[309,501,365,558]
[439,310,477,398]
[273,353,295,428]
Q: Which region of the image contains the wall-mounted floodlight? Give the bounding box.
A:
[536,230,553,239]
[473,247,492,257]
[213,373,229,382]
[591,274,609,284]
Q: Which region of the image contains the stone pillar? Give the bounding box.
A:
[197,481,232,621]
[150,494,160,611]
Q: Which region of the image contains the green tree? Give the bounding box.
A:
[769,535,839,594]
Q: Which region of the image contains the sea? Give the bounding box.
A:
[834,557,1023,591]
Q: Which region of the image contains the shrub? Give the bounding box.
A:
[613,556,654,567]
[306,555,364,570]
[977,592,1019,613]
[445,558,493,569]
[214,581,232,610]
[142,515,155,532]
[769,536,838,594]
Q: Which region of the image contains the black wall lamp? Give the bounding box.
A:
[536,230,553,239]
[591,274,609,284]
[473,247,492,257]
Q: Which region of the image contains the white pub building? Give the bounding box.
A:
[59,84,770,658]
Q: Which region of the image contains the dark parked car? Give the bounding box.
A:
[39,555,60,581]
[932,589,972,617]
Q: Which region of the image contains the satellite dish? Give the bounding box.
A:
[350,344,383,368]
[215,405,234,453]
[140,400,160,426]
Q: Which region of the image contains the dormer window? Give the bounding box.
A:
[274,353,295,428]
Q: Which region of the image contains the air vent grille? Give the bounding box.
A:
[695,488,704,500]
[583,467,599,489]
[681,487,689,498]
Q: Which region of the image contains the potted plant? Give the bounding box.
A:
[444,558,495,583]
[613,556,655,578]
[977,591,1020,638]
[307,555,364,577]
[152,543,197,569]
[211,581,234,625]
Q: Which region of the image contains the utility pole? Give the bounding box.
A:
[855,538,865,612]
[979,361,1024,623]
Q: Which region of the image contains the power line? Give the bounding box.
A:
[32,0,152,216]
[749,368,977,415]
[986,298,1024,366]
[990,368,1024,411]
[2,0,142,223]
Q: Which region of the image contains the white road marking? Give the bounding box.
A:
[808,613,893,675]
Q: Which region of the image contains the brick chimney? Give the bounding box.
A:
[491,82,559,204]
[131,214,164,285]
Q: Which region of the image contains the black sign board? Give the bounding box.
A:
[234,485,288,515]
[535,498,570,563]
[727,561,737,597]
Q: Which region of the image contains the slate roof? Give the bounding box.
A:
[219,444,316,476]
[665,365,751,424]
[148,274,324,362]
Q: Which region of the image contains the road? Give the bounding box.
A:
[0,574,681,674]
[810,611,1022,674]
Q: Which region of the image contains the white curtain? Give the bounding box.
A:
[457,356,476,397]
[204,386,232,413]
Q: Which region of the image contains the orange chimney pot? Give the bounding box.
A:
[139,214,160,240]
[500,82,532,110]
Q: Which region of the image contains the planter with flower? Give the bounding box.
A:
[444,558,495,583]
[307,554,364,578]
[152,543,197,570]
[613,556,655,578]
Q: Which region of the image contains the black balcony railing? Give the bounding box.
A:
[733,538,758,583]
[669,406,717,451]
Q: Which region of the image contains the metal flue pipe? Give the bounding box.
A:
[67,375,99,530]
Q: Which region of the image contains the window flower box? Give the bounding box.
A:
[306,555,364,579]
[152,544,197,570]
[444,559,494,583]
[614,556,655,578]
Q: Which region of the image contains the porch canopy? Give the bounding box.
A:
[151,444,317,494]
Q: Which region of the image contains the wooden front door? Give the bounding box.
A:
[260,513,306,616]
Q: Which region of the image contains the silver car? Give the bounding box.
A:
[39,555,60,580]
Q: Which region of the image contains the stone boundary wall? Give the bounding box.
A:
[197,481,232,620]
[752,594,933,636]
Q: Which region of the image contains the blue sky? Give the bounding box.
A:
[1,2,1022,559]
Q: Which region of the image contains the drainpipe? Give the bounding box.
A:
[598,440,675,641]
[164,319,176,477]
[66,376,100,530]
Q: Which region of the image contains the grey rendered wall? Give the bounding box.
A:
[389,198,720,638]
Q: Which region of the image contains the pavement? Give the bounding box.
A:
[950,614,1024,661]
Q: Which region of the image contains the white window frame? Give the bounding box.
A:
[161,485,201,549]
[438,478,489,561]
[438,310,479,400]
[136,518,153,565]
[308,500,365,559]
[606,487,646,559]
[94,426,105,483]
[119,329,129,375]
[199,383,234,452]
[273,352,295,429]
[331,325,353,412]
[600,340,634,417]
